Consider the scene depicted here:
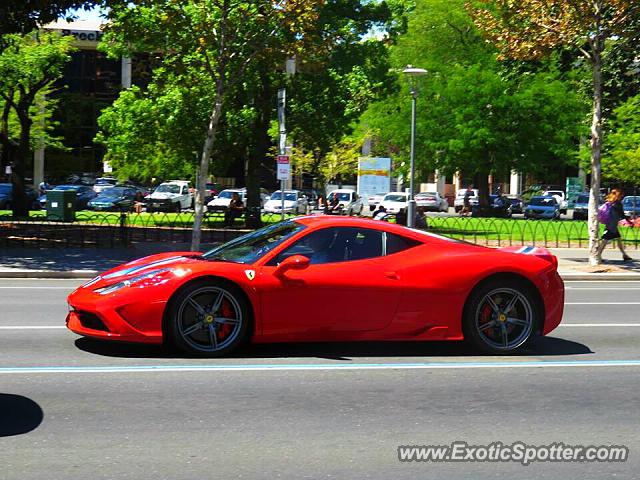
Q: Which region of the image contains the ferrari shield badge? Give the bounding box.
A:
[244,269,256,281]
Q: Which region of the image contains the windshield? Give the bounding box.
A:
[384,194,407,202]
[203,220,306,264]
[96,178,116,185]
[270,191,297,201]
[100,187,128,197]
[218,190,238,199]
[623,197,639,205]
[155,184,181,194]
[576,195,590,204]
[529,197,556,206]
[53,185,79,191]
[330,192,351,201]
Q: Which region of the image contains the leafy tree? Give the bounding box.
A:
[468,0,640,263]
[360,0,585,205]
[0,0,96,35]
[101,0,321,249]
[602,94,640,185]
[0,31,76,216]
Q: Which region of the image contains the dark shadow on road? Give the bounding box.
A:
[75,335,592,360]
[0,394,44,437]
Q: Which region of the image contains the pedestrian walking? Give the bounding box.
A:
[596,188,633,262]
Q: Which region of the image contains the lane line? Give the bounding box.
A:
[1,359,640,374]
[566,287,640,290]
[565,302,640,305]
[0,326,66,330]
[0,286,72,289]
[559,323,640,327]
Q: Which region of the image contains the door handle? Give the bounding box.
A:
[384,271,399,280]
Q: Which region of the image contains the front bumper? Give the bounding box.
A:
[67,286,165,344]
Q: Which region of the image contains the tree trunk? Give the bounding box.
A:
[245,65,272,229]
[191,91,224,252]
[11,109,32,217]
[588,44,603,266]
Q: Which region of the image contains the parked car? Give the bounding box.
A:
[39,184,97,210]
[506,195,524,214]
[93,177,118,194]
[454,188,479,213]
[206,188,269,212]
[380,192,409,214]
[415,191,449,212]
[204,182,224,203]
[326,189,364,216]
[207,188,244,212]
[623,196,640,218]
[301,189,320,207]
[0,183,40,210]
[87,186,140,211]
[263,190,308,214]
[542,190,568,215]
[572,193,590,220]
[367,192,387,212]
[146,180,193,212]
[524,196,560,220]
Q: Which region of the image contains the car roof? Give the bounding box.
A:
[291,215,480,247]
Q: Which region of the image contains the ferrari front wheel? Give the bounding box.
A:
[464,280,539,354]
[167,280,250,357]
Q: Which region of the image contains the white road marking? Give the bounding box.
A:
[1,360,640,374]
[566,287,640,290]
[0,286,72,289]
[0,326,67,329]
[565,302,640,305]
[559,323,640,327]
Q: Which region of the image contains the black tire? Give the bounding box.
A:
[174,202,181,213]
[463,278,541,354]
[167,279,251,357]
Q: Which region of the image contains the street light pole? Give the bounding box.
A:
[402,65,427,228]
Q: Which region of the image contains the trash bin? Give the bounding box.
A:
[46,190,75,222]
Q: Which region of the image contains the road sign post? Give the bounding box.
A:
[277,155,290,221]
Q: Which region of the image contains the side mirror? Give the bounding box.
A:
[274,255,310,278]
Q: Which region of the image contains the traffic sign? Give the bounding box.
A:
[277,155,291,181]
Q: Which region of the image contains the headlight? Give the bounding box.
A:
[94,268,171,295]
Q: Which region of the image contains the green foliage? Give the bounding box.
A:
[359,0,588,182]
[0,1,96,36]
[603,94,640,184]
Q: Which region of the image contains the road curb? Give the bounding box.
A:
[0,270,639,280]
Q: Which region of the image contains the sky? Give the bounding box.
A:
[70,6,106,23]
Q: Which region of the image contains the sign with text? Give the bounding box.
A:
[357,157,391,198]
[277,155,291,181]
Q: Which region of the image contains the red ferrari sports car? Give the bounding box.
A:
[67,216,564,356]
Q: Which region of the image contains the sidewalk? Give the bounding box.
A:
[0,244,639,279]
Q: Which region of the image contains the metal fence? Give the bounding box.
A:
[1,211,639,249]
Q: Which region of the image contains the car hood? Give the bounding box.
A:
[207,198,232,206]
[265,199,296,207]
[91,196,124,203]
[79,252,203,290]
[149,192,180,200]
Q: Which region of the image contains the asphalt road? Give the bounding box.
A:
[1,279,640,479]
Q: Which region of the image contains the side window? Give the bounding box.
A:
[385,233,421,255]
[270,227,384,265]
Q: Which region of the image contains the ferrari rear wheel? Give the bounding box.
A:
[168,281,250,357]
[464,281,539,354]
